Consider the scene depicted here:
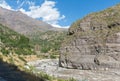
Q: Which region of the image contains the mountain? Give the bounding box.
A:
[0,7,66,35]
[59,4,120,70]
[0,24,34,55]
[0,7,67,54]
[28,30,67,53]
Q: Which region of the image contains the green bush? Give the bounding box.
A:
[28,31,67,53]
[1,48,9,55]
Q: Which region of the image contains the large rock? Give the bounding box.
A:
[59,4,120,70]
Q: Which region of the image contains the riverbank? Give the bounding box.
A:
[27,59,120,81]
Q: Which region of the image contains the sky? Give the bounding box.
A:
[0,0,120,28]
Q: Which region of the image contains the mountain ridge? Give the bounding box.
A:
[0,7,67,35]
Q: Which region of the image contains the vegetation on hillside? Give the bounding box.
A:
[69,4,120,32]
[0,24,35,55]
[63,4,120,45]
[27,31,67,53]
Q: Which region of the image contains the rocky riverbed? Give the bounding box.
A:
[27,59,120,81]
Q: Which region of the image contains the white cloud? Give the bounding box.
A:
[17,0,20,4]
[0,0,12,10]
[52,24,69,28]
[26,1,35,6]
[17,1,26,8]
[20,0,69,28]
[17,0,35,9]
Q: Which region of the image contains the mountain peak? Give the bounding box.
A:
[0,7,58,34]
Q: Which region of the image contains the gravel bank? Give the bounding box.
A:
[27,59,120,81]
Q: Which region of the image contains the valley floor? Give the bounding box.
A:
[28,59,120,81]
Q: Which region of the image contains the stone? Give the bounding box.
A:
[59,4,120,70]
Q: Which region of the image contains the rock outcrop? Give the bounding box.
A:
[59,4,120,70]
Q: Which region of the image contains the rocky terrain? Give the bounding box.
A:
[28,59,120,81]
[1,2,120,81]
[59,4,120,70]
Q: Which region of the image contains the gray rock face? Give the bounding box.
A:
[60,32,120,70]
[59,4,120,70]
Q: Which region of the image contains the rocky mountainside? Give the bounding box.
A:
[0,7,66,35]
[59,4,120,70]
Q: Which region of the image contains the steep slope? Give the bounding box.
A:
[0,7,60,34]
[59,4,120,70]
[0,24,34,55]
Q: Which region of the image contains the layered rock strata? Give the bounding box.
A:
[59,4,120,70]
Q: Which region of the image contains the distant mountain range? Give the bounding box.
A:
[0,7,67,54]
[0,7,67,35]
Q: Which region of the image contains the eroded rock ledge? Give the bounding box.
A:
[59,4,120,70]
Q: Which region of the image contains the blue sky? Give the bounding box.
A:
[0,0,120,28]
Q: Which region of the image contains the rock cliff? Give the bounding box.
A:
[59,4,120,70]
